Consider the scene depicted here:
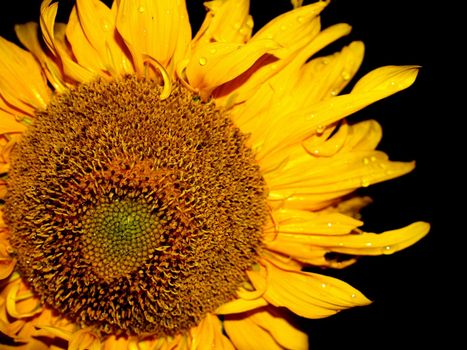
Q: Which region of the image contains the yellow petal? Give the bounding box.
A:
[223,316,283,350]
[294,41,365,104]
[216,296,267,315]
[294,221,430,256]
[15,22,67,93]
[65,5,107,73]
[35,324,72,341]
[194,0,253,45]
[0,36,50,111]
[185,39,279,94]
[232,22,353,135]
[190,313,234,350]
[250,307,308,350]
[256,65,420,160]
[71,0,134,76]
[116,0,191,72]
[265,150,415,206]
[252,1,329,59]
[39,0,96,83]
[69,328,101,350]
[352,65,420,94]
[0,112,27,134]
[343,119,383,151]
[248,261,370,318]
[266,209,363,236]
[6,282,42,319]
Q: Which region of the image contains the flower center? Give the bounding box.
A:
[4,76,267,337]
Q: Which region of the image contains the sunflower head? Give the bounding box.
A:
[0,0,428,349]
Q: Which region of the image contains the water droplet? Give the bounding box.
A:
[305,113,316,121]
[360,178,370,187]
[342,71,351,81]
[338,242,344,247]
[365,242,373,247]
[280,24,287,31]
[322,58,330,65]
[362,157,370,165]
[209,48,217,54]
[138,6,145,13]
[330,89,338,96]
[233,22,241,30]
[383,245,392,253]
[321,283,327,288]
[315,125,325,135]
[327,222,333,228]
[351,293,356,298]
[297,16,305,23]
[198,57,207,66]
[102,22,110,32]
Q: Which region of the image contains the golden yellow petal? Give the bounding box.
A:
[185,39,279,94]
[252,1,328,59]
[0,338,52,350]
[343,119,383,151]
[116,0,191,73]
[6,282,42,319]
[0,112,27,134]
[266,208,363,236]
[249,307,308,350]
[65,5,108,73]
[232,22,353,136]
[248,260,370,318]
[194,0,253,45]
[223,316,283,350]
[69,328,101,350]
[71,0,134,76]
[40,0,96,83]
[255,66,419,160]
[190,313,234,350]
[216,296,267,315]
[14,22,67,93]
[294,41,365,104]
[0,36,50,111]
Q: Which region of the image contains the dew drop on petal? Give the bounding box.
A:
[321,283,327,288]
[280,24,287,31]
[351,293,356,298]
[360,178,370,187]
[297,16,305,23]
[342,71,351,81]
[138,6,145,13]
[199,57,208,66]
[330,89,338,96]
[362,157,370,165]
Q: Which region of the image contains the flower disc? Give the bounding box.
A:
[4,76,267,336]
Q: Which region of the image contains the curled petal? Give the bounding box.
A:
[186,39,279,95]
[69,328,101,350]
[256,65,420,160]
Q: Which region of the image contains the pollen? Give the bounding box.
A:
[3,76,268,337]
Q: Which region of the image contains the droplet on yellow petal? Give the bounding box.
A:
[247,261,371,319]
[195,0,253,45]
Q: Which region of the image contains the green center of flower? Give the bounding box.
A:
[81,200,163,280]
[4,76,267,337]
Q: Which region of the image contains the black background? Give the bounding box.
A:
[0,0,442,349]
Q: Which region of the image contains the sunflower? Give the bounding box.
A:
[0,0,429,349]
